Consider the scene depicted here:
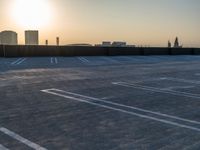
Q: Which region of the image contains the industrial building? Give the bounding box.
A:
[112,41,127,47]
[102,41,112,47]
[96,41,135,47]
[25,30,39,45]
[0,30,18,45]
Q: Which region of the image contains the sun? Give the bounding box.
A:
[11,0,52,29]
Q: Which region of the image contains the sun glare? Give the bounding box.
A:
[11,0,52,29]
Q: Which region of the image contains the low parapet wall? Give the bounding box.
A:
[0,45,3,57]
[0,45,199,57]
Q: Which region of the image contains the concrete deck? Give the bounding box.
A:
[1,56,200,150]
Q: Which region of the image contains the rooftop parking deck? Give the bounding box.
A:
[1,56,200,150]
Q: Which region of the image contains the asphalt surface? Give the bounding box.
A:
[1,56,200,150]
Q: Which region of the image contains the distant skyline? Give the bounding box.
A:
[0,0,200,47]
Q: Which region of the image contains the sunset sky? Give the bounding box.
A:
[0,0,200,47]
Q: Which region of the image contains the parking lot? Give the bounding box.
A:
[1,56,200,150]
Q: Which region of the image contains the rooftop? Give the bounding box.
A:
[1,56,200,149]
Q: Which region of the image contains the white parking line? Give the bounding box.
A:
[78,57,90,63]
[43,88,200,125]
[113,82,200,100]
[0,127,47,150]
[11,58,22,65]
[101,96,115,100]
[160,77,200,85]
[42,89,200,132]
[16,58,26,65]
[162,86,195,90]
[195,73,200,76]
[11,58,26,65]
[50,57,58,64]
[0,144,9,150]
[55,58,58,64]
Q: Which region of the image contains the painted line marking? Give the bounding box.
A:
[81,57,89,63]
[0,144,9,150]
[55,58,58,64]
[162,86,195,90]
[43,88,200,125]
[160,77,200,85]
[11,58,23,65]
[11,58,26,65]
[51,57,58,64]
[121,78,166,85]
[16,58,26,65]
[195,73,200,76]
[78,57,90,63]
[41,89,200,132]
[101,96,115,100]
[0,127,47,150]
[112,82,200,100]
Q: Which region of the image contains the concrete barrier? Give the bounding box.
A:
[193,48,200,55]
[17,45,52,57]
[143,48,169,55]
[33,46,61,57]
[5,45,109,57]
[108,47,141,56]
[4,45,62,57]
[59,46,108,56]
[170,48,193,55]
[1,45,199,57]
[4,45,20,57]
[0,45,3,57]
[59,46,74,56]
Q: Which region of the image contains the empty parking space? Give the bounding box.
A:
[41,88,200,132]
[1,56,200,149]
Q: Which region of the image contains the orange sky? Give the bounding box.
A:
[0,0,200,47]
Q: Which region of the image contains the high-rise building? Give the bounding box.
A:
[0,31,18,45]
[25,30,39,45]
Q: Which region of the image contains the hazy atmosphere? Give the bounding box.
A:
[2,1,200,150]
[0,0,200,47]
